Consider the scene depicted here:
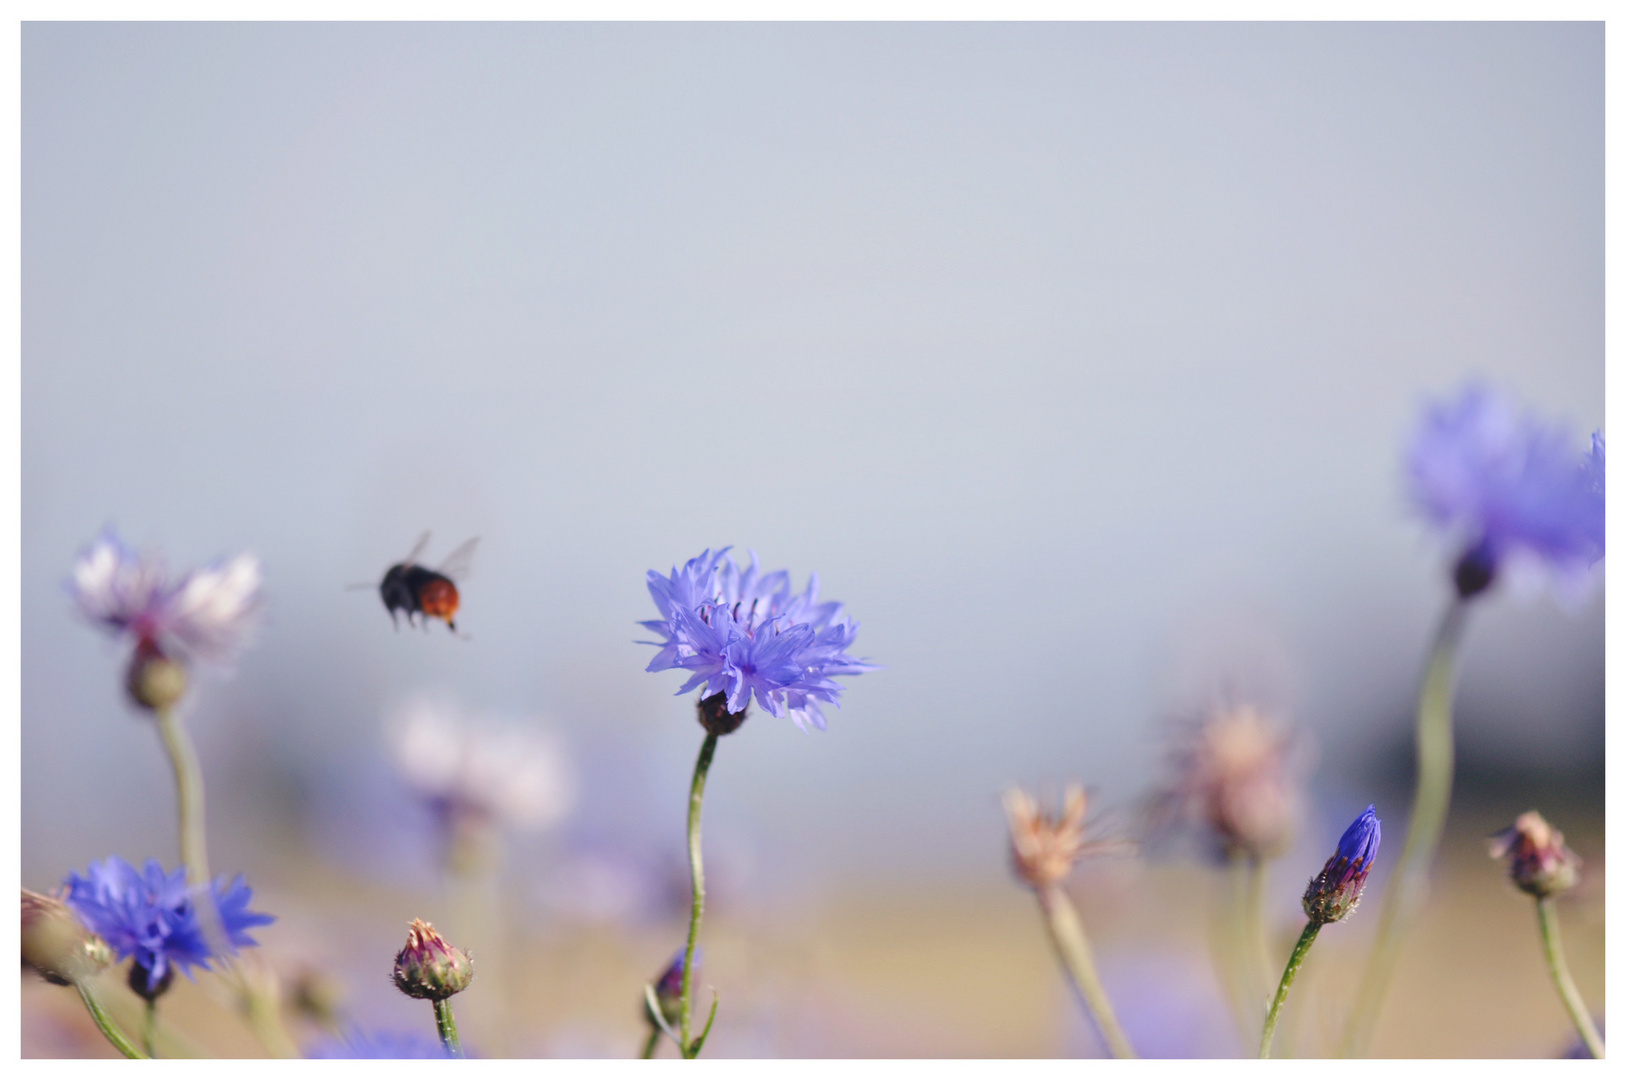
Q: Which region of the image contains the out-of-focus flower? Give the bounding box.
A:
[21,889,113,986]
[68,528,264,663]
[62,857,273,1000]
[1003,785,1122,890]
[1489,810,1581,899]
[1406,384,1604,599]
[1153,704,1300,862]
[1302,805,1381,925]
[392,919,473,1001]
[644,948,696,1030]
[306,1029,450,1058]
[641,549,875,732]
[386,694,576,854]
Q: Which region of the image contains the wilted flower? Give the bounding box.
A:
[392,919,473,1001]
[387,694,576,854]
[1406,384,1604,598]
[63,856,273,1000]
[21,888,113,985]
[641,548,875,732]
[307,1029,451,1058]
[1155,704,1299,861]
[1488,810,1582,899]
[1302,805,1381,925]
[1003,785,1121,890]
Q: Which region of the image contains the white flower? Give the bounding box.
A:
[387,694,575,834]
[66,528,263,664]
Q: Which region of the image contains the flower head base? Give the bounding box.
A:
[1488,810,1581,899]
[1003,785,1121,890]
[67,529,264,700]
[1302,805,1381,925]
[644,948,696,1030]
[63,857,273,1000]
[1156,704,1299,861]
[392,919,473,1001]
[21,888,113,986]
[641,549,875,732]
[1407,385,1604,600]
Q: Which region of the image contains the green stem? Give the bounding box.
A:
[1210,855,1252,1042]
[640,1028,661,1059]
[143,998,157,1058]
[1241,854,1272,1025]
[1260,920,1322,1057]
[679,730,718,1059]
[155,705,211,889]
[1038,882,1137,1059]
[75,983,148,1059]
[1338,600,1466,1057]
[1536,897,1604,1058]
[433,998,465,1058]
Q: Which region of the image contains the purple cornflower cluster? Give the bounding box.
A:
[641,549,874,730]
[66,528,264,664]
[63,857,273,999]
[1407,384,1604,598]
[1301,805,1381,926]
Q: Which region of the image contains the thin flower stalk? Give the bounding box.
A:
[679,730,718,1058]
[1037,882,1136,1058]
[1339,604,1463,1055]
[75,983,148,1059]
[1259,921,1320,1058]
[1535,897,1603,1059]
[433,999,464,1058]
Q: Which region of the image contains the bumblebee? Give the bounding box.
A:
[374,532,478,633]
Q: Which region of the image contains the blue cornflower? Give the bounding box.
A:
[1407,384,1604,598]
[641,549,875,732]
[63,856,274,999]
[307,1030,451,1059]
[1302,805,1381,925]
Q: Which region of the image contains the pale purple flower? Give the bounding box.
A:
[386,693,576,837]
[66,528,264,663]
[641,549,875,731]
[1407,384,1604,597]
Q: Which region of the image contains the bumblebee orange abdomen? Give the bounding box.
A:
[417,576,460,622]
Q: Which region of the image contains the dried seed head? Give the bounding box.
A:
[1003,785,1098,890]
[1488,810,1581,899]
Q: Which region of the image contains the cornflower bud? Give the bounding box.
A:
[125,638,187,712]
[1003,785,1098,890]
[21,889,113,986]
[1302,805,1381,925]
[392,919,473,1001]
[1160,704,1299,861]
[1488,810,1581,899]
[644,949,694,1030]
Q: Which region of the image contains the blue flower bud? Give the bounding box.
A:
[1302,805,1381,925]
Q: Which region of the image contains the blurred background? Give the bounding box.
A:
[21,22,1602,1057]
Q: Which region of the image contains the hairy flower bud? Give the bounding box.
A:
[643,948,694,1030]
[1159,705,1299,861]
[125,638,187,711]
[392,919,473,1001]
[1488,810,1581,899]
[21,889,113,986]
[1302,805,1381,925]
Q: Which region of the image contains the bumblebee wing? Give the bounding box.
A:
[437,536,480,581]
[401,531,432,569]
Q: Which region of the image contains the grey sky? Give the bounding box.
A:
[23,23,1602,887]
